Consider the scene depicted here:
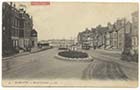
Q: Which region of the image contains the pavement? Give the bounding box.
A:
[2,47,51,60]
[2,48,138,80]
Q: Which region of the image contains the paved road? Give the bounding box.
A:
[2,48,138,80]
[83,60,128,80]
[2,48,90,79]
[83,49,138,80]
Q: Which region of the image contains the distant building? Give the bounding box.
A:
[113,19,126,50]
[91,28,98,48]
[77,17,133,51]
[96,25,108,48]
[77,28,93,48]
[106,19,132,51]
[47,39,74,48]
[116,19,132,51]
[107,22,114,48]
[77,26,109,49]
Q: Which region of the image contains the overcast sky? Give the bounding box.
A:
[15,2,138,40]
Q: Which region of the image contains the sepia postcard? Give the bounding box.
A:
[2,1,139,87]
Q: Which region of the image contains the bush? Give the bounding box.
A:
[58,51,88,58]
[132,53,138,62]
[58,47,68,50]
[121,50,138,62]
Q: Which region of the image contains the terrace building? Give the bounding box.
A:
[2,2,37,56]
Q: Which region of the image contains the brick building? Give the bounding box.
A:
[2,2,37,56]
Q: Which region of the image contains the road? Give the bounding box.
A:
[2,48,90,79]
[2,48,138,80]
[83,49,138,80]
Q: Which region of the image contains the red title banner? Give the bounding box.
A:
[31,2,50,5]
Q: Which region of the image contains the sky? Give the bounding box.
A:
[15,2,138,40]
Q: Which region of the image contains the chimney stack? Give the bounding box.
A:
[10,2,13,6]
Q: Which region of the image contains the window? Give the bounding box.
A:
[135,37,138,46]
[19,30,24,37]
[132,38,135,46]
[2,4,5,9]
[3,26,5,31]
[11,28,14,36]
[114,41,117,47]
[119,43,121,47]
[16,29,18,37]
[114,33,117,38]
[20,20,24,28]
[13,40,15,47]
[119,34,122,39]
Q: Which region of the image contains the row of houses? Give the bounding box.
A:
[2,2,38,56]
[46,39,74,47]
[77,11,138,53]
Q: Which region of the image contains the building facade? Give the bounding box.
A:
[18,7,33,51]
[113,19,126,50]
[91,28,98,48]
[131,11,138,52]
[96,25,109,48]
[3,2,14,56]
[77,26,109,49]
[2,2,36,56]
[46,39,74,48]
[107,22,114,48]
[77,18,133,51]
[31,29,38,47]
[106,19,132,51]
[77,28,94,48]
[77,11,138,61]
